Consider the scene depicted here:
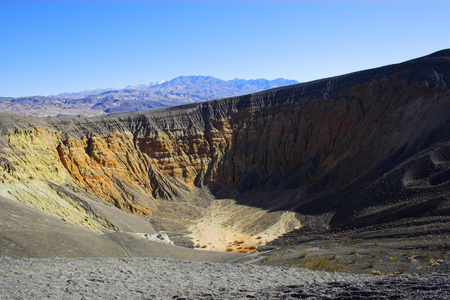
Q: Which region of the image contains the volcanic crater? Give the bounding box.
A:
[1,50,449,267]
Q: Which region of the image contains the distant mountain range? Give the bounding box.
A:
[0,76,298,117]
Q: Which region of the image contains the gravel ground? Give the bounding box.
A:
[1,257,449,299]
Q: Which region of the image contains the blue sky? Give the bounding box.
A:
[1,1,449,97]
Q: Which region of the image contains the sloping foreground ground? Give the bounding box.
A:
[1,257,449,299]
[0,196,240,262]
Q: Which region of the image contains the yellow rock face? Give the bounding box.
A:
[0,128,109,232]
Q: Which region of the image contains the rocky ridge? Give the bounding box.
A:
[0,50,449,254]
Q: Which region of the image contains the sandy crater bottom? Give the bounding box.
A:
[188,199,301,253]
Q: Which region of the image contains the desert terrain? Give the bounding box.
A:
[1,50,450,299]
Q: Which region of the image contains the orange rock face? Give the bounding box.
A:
[56,134,156,215]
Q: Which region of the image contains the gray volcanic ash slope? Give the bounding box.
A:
[0,50,449,259]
